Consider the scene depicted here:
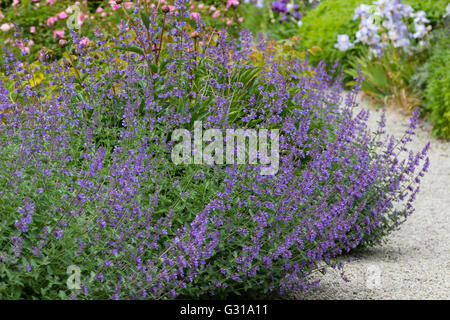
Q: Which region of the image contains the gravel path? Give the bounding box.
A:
[296,96,450,300]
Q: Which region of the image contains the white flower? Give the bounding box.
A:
[353,4,372,20]
[297,20,303,27]
[444,3,450,18]
[398,4,413,18]
[413,23,427,39]
[394,37,410,49]
[334,34,354,51]
[388,29,399,41]
[0,23,12,32]
[255,0,264,9]
[413,11,429,24]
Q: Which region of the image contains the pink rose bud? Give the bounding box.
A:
[30,26,36,33]
[53,29,65,39]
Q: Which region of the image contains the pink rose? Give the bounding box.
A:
[238,17,244,23]
[53,29,65,39]
[46,0,55,4]
[46,16,57,26]
[212,10,220,18]
[226,0,239,7]
[0,23,12,32]
[198,4,204,9]
[96,7,104,13]
[59,39,68,47]
[58,12,68,19]
[30,26,36,33]
[27,40,34,46]
[100,12,107,18]
[190,12,201,20]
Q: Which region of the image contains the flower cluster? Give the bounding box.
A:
[271,1,302,22]
[0,0,428,299]
[335,0,432,56]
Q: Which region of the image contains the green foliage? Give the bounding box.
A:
[239,3,314,41]
[422,31,450,139]
[297,0,365,69]
[346,45,425,111]
[404,0,449,26]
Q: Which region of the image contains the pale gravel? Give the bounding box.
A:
[295,95,450,300]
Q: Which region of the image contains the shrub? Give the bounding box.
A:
[0,0,121,62]
[297,0,365,69]
[297,0,447,72]
[346,46,423,111]
[0,1,428,299]
[341,0,433,111]
[422,30,450,139]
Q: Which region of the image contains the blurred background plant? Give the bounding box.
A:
[0,0,124,62]
[412,28,450,139]
[340,0,433,112]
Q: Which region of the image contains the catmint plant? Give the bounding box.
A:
[0,0,428,300]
